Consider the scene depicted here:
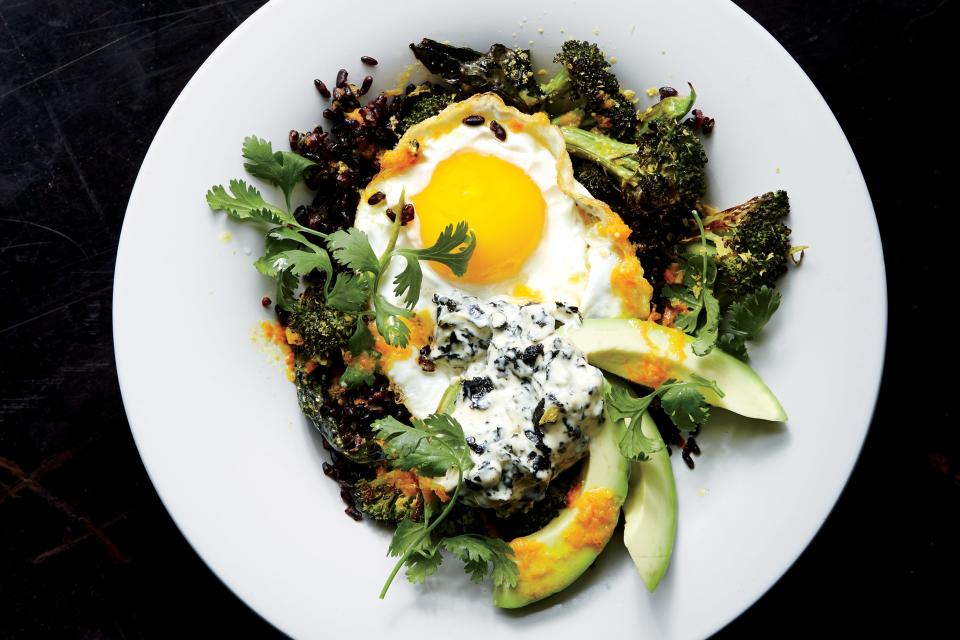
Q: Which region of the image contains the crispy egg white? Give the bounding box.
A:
[352,93,652,418]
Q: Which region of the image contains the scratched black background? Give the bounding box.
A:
[0,0,954,637]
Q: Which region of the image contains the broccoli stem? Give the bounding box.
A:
[636,84,696,137]
[560,126,640,184]
[542,67,571,99]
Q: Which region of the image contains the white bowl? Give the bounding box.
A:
[113,0,886,637]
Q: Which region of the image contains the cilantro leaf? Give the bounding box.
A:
[391,255,423,308]
[374,294,413,347]
[405,545,444,584]
[665,211,721,355]
[605,384,663,460]
[399,222,478,277]
[606,384,662,459]
[347,319,374,355]
[372,413,473,478]
[265,226,327,254]
[254,227,332,286]
[692,287,720,356]
[326,273,371,313]
[254,230,300,278]
[256,249,332,278]
[327,228,381,274]
[604,383,654,425]
[206,179,293,226]
[241,136,315,211]
[388,517,433,559]
[442,535,519,587]
[605,375,723,456]
[718,333,749,361]
[376,414,483,599]
[723,285,781,341]
[618,418,664,461]
[660,384,710,431]
[275,267,299,311]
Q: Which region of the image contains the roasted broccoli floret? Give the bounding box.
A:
[543,40,637,141]
[286,287,355,361]
[390,83,457,136]
[694,191,793,302]
[562,119,707,214]
[560,83,706,288]
[352,470,425,523]
[571,157,621,206]
[409,39,543,111]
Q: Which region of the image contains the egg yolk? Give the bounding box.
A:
[412,151,546,283]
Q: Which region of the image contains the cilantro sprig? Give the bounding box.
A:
[662,210,721,356]
[206,135,477,351]
[717,285,781,361]
[605,375,723,461]
[373,413,518,597]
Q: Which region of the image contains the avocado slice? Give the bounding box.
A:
[560,318,788,422]
[612,380,678,591]
[493,408,630,608]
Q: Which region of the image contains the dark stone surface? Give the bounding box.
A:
[0,1,954,637]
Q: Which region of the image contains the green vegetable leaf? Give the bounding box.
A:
[717,333,749,362]
[618,418,663,461]
[605,375,723,456]
[388,517,433,559]
[660,384,710,431]
[347,319,374,355]
[372,413,473,478]
[206,179,293,226]
[604,383,654,425]
[399,222,477,277]
[326,273,371,313]
[374,294,413,347]
[722,285,781,341]
[405,545,444,584]
[241,136,315,211]
[256,249,333,278]
[266,226,327,254]
[391,255,423,309]
[605,384,662,461]
[692,287,720,356]
[275,267,299,311]
[327,228,381,274]
[254,230,299,278]
[667,211,720,355]
[442,535,519,587]
[376,415,478,599]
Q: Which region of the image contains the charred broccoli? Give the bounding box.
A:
[571,157,621,206]
[287,287,355,361]
[694,191,793,302]
[561,84,702,211]
[561,119,706,215]
[352,470,425,523]
[409,39,543,111]
[543,40,637,141]
[560,83,706,288]
[390,82,456,136]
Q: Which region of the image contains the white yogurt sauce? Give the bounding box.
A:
[427,292,605,513]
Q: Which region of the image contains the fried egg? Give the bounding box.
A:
[351,93,652,418]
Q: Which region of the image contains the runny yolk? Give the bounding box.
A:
[412,151,545,283]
